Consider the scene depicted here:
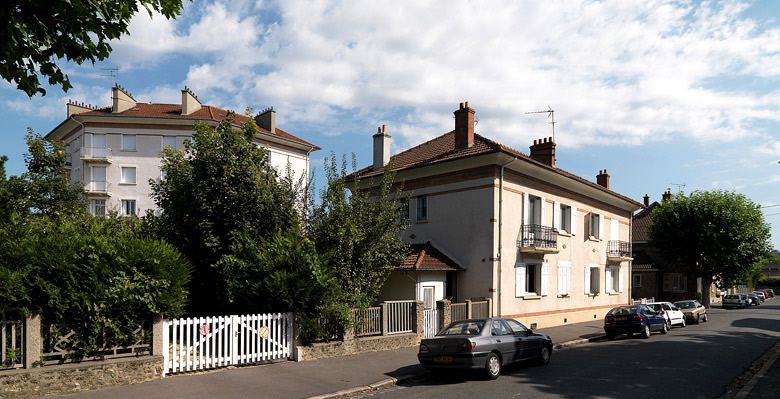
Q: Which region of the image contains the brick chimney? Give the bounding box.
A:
[454,101,475,149]
[255,107,276,133]
[662,190,672,202]
[373,124,391,169]
[111,84,136,113]
[529,137,556,167]
[596,169,610,190]
[181,86,202,115]
[643,194,650,207]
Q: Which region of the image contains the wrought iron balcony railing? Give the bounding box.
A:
[607,240,631,259]
[517,224,558,249]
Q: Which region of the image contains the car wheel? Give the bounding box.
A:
[537,345,552,366]
[666,320,672,330]
[606,333,616,340]
[485,353,501,380]
[695,315,700,324]
[642,325,651,339]
[661,322,668,334]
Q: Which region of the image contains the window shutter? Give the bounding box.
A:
[557,264,564,294]
[523,193,530,226]
[605,268,613,293]
[516,262,526,296]
[619,266,625,293]
[599,215,605,240]
[610,218,619,241]
[541,264,549,296]
[571,208,577,235]
[540,196,547,227]
[584,265,591,294]
[553,201,560,230]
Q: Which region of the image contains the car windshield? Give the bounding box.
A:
[646,304,661,311]
[725,295,738,299]
[439,320,486,336]
[675,301,696,309]
[607,306,641,315]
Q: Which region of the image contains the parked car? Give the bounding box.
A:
[723,294,748,309]
[752,291,766,302]
[674,300,708,323]
[418,318,553,379]
[746,293,761,306]
[647,301,686,328]
[766,289,775,298]
[760,289,773,298]
[603,305,668,340]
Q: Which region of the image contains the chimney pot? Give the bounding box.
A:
[529,137,556,167]
[643,194,650,207]
[373,124,391,169]
[454,101,475,149]
[596,169,611,190]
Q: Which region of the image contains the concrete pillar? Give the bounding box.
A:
[437,299,451,328]
[414,301,425,340]
[152,316,164,357]
[24,314,41,368]
[486,298,494,317]
[465,299,473,319]
[380,302,389,336]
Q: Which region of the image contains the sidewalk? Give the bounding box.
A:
[60,319,606,399]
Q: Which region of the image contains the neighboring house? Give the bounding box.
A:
[350,102,642,329]
[46,85,319,216]
[761,250,780,282]
[631,192,721,303]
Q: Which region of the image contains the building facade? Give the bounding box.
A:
[352,102,642,329]
[46,85,319,216]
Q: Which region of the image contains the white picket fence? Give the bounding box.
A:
[423,309,440,339]
[162,313,293,376]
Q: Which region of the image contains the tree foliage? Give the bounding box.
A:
[149,117,308,314]
[650,190,772,305]
[0,0,185,96]
[308,155,409,308]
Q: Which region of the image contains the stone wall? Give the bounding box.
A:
[0,356,161,399]
[295,333,419,361]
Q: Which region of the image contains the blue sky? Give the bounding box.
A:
[1,0,780,247]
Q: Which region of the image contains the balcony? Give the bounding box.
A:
[607,240,632,262]
[85,181,112,196]
[80,147,112,163]
[517,224,559,254]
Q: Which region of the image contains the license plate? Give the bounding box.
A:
[433,356,453,364]
[614,317,627,321]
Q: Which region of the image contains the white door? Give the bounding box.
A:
[423,286,435,309]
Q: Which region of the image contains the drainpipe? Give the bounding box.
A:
[497,157,517,317]
[628,209,633,305]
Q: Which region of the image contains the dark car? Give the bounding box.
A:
[418,318,553,379]
[603,304,668,340]
[746,293,761,306]
[674,300,708,323]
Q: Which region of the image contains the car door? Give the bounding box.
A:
[505,319,532,361]
[490,319,516,364]
[643,307,664,331]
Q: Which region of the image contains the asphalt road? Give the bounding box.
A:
[357,301,780,399]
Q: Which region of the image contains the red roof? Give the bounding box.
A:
[352,131,641,207]
[397,242,463,271]
[78,103,319,149]
[632,202,659,242]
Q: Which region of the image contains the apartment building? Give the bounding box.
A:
[46,85,319,216]
[352,102,642,329]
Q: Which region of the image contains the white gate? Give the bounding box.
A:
[162,313,293,376]
[423,309,440,338]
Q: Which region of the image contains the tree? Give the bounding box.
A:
[308,155,409,308]
[149,117,303,314]
[0,0,184,96]
[650,190,772,306]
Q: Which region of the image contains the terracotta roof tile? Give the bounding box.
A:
[79,103,319,149]
[396,242,463,271]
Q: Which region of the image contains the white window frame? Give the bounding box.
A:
[416,195,428,222]
[557,261,571,296]
[559,204,572,234]
[516,262,546,297]
[161,135,177,151]
[585,264,600,295]
[90,199,106,216]
[121,199,137,217]
[606,266,621,293]
[121,134,137,152]
[589,212,602,240]
[422,286,435,309]
[120,165,137,185]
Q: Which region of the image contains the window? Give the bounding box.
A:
[121,199,136,216]
[589,213,601,239]
[526,265,537,294]
[606,266,620,293]
[490,320,512,336]
[416,195,427,221]
[584,265,600,295]
[516,263,548,296]
[90,166,107,192]
[422,286,434,309]
[399,199,409,222]
[161,136,177,150]
[121,166,137,184]
[664,273,687,292]
[633,274,642,288]
[557,261,571,296]
[121,134,137,151]
[90,199,106,216]
[528,195,542,225]
[560,204,572,233]
[92,134,107,149]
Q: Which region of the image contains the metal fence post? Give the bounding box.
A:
[24,313,41,368]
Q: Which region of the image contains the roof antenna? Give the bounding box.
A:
[671,183,686,194]
[99,67,119,81]
[524,105,555,141]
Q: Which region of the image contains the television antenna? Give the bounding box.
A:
[99,67,119,80]
[670,183,686,193]
[524,106,555,141]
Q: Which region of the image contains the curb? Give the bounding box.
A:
[306,336,602,399]
[733,341,780,399]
